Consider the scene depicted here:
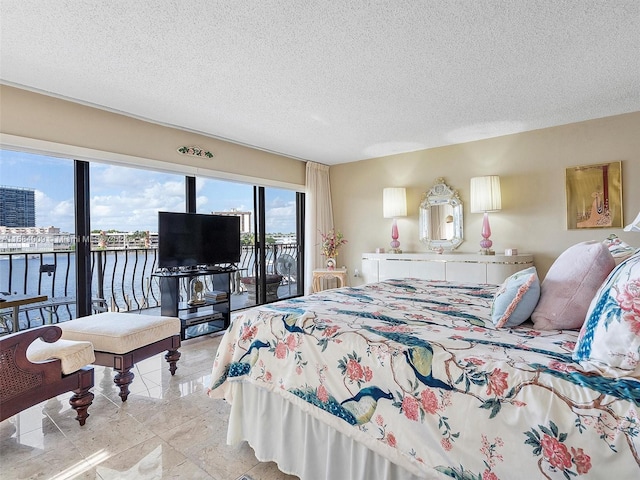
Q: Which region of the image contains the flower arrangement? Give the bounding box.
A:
[320,229,347,258]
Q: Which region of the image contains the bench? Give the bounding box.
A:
[1,325,95,426]
[59,312,181,402]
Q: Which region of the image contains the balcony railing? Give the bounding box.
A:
[0,243,299,334]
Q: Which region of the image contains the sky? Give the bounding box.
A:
[0,149,298,234]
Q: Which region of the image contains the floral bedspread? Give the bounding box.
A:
[208,279,640,479]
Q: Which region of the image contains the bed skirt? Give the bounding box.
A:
[226,382,427,480]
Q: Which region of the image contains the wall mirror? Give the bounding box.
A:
[419,178,463,252]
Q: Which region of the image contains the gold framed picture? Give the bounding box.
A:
[566,161,623,229]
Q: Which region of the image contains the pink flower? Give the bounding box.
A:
[420,388,439,414]
[483,471,498,480]
[541,435,571,470]
[549,360,568,372]
[363,366,373,382]
[386,432,397,447]
[240,325,257,341]
[617,280,640,314]
[402,395,420,421]
[346,358,364,381]
[441,438,452,451]
[625,312,640,336]
[317,384,329,403]
[323,325,339,337]
[286,334,297,350]
[465,357,485,366]
[295,366,303,375]
[571,447,592,475]
[486,368,509,397]
[265,371,272,381]
[375,414,384,426]
[274,341,287,359]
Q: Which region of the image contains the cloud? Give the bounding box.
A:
[6,154,298,234]
[34,190,74,230]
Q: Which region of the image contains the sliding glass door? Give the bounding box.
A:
[195,178,304,310]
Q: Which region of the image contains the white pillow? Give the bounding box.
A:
[602,234,638,265]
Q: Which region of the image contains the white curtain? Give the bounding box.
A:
[304,162,333,294]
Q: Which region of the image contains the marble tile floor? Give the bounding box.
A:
[0,334,299,480]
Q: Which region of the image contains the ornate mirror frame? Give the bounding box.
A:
[419,178,464,252]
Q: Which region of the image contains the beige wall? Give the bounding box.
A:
[2,85,638,284]
[0,85,306,189]
[331,112,640,283]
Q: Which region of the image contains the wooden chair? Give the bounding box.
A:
[0,326,95,426]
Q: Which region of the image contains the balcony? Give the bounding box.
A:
[0,244,299,335]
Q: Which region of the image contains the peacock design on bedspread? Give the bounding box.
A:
[208,279,640,479]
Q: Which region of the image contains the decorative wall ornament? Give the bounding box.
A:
[177,146,214,158]
[566,161,623,229]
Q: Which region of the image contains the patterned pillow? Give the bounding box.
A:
[572,251,640,376]
[491,267,540,328]
[602,234,638,264]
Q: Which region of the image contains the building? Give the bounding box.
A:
[212,209,252,234]
[0,186,35,227]
[0,225,70,253]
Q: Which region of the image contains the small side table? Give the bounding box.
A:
[312,268,348,293]
[1,294,48,333]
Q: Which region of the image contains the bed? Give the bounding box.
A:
[208,248,640,479]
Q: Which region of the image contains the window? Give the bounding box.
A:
[0,148,305,334]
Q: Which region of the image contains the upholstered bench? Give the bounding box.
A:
[1,325,95,426]
[59,313,181,402]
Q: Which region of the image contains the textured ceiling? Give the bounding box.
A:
[1,1,639,165]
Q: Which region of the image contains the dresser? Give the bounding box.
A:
[361,252,534,285]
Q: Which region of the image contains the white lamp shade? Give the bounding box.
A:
[383,187,407,218]
[470,176,502,213]
[624,211,640,232]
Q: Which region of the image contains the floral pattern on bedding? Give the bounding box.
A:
[208,279,640,479]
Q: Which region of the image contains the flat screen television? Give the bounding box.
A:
[158,212,241,268]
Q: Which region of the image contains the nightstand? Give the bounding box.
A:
[312,268,348,293]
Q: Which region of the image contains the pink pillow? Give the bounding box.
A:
[532,241,615,330]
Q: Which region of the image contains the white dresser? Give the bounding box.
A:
[361,252,534,285]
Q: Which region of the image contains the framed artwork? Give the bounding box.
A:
[566,161,623,229]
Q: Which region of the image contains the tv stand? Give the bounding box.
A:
[153,267,234,340]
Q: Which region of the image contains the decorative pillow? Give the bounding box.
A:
[532,241,615,330]
[491,267,540,328]
[602,234,638,264]
[572,251,640,376]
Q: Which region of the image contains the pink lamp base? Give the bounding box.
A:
[479,212,495,255]
[389,218,402,253]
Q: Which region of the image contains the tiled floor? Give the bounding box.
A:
[0,334,299,480]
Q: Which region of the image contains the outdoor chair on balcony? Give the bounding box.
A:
[240,274,283,303]
[0,325,95,426]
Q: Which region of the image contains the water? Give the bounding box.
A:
[0,245,299,332]
[0,251,161,330]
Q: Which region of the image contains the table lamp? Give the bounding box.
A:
[470,176,502,255]
[383,187,407,254]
